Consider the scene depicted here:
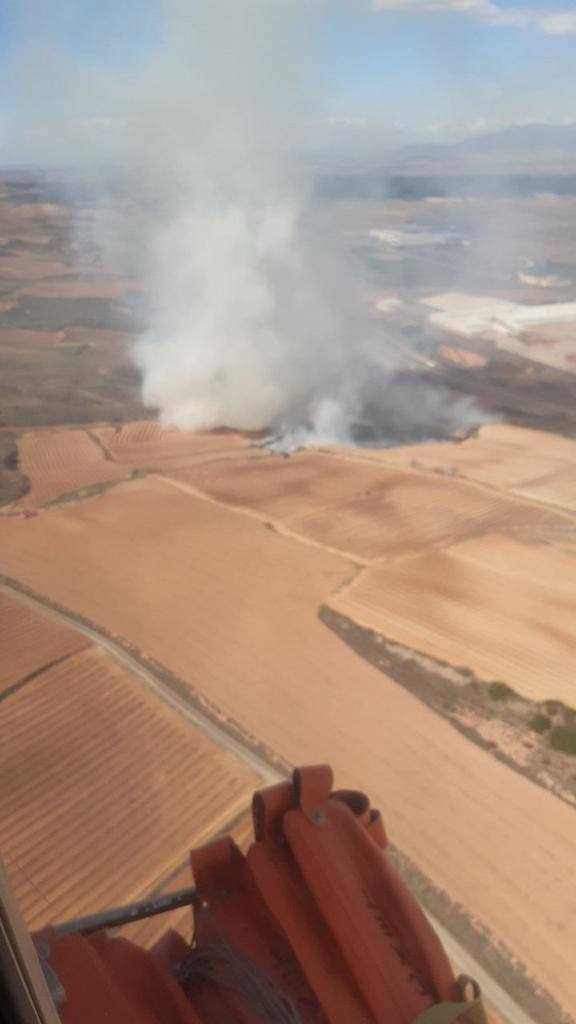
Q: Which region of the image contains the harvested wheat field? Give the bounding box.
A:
[330,534,576,704]
[514,463,576,512]
[0,255,74,280]
[17,277,133,300]
[0,475,574,1013]
[0,590,88,693]
[95,420,259,472]
[481,423,576,459]
[0,329,64,350]
[169,450,384,518]
[364,438,565,490]
[350,423,576,494]
[12,428,129,508]
[1,642,258,932]
[58,328,135,349]
[172,448,571,561]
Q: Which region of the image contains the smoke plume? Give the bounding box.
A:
[128,0,383,443]
[4,0,489,448]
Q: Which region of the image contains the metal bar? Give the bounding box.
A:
[51,887,196,938]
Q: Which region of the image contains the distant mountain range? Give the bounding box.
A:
[452,122,576,153]
[307,121,576,186]
[312,123,576,200]
[391,123,576,174]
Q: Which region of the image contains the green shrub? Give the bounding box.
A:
[488,681,516,701]
[528,714,551,735]
[548,725,576,756]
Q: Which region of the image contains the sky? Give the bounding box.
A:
[1,0,576,162]
[316,0,576,136]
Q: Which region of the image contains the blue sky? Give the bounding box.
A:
[315,0,576,135]
[1,0,576,151]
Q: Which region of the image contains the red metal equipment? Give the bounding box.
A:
[33,765,487,1024]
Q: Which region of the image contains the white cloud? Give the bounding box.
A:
[371,0,576,35]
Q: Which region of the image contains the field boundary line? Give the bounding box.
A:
[0,576,545,1024]
[0,577,281,786]
[155,472,370,566]
[315,444,576,523]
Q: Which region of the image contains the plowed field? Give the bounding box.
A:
[0,590,88,693]
[1,644,258,931]
[0,475,574,1012]
[330,534,576,704]
[96,421,255,471]
[14,429,129,507]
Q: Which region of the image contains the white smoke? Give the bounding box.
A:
[3,0,489,447]
[135,181,353,433]
[126,0,484,444]
[128,0,369,437]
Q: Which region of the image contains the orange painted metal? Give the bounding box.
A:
[34,928,203,1024]
[34,765,476,1024]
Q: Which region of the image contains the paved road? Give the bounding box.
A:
[1,579,539,1024]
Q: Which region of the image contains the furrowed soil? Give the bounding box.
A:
[3,180,576,1024]
[0,472,574,1020]
[1,595,259,931]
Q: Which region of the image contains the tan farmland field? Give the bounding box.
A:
[0,329,65,349]
[514,464,576,512]
[4,179,576,1024]
[330,534,576,704]
[172,447,571,560]
[354,423,576,499]
[17,277,133,301]
[96,420,256,471]
[93,421,264,477]
[0,254,74,280]
[0,591,88,693]
[1,639,258,931]
[368,437,566,489]
[1,471,575,1013]
[12,428,129,508]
